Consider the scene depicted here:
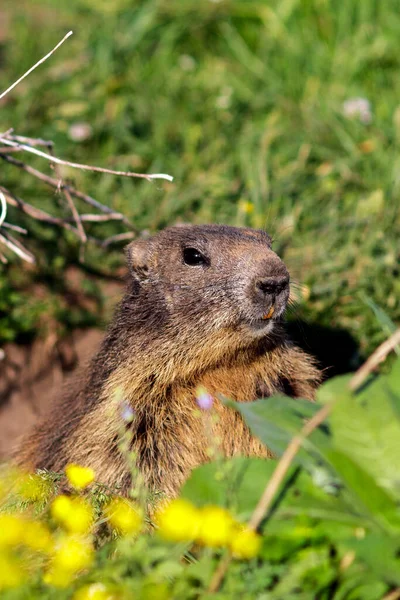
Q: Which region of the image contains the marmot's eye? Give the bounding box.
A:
[183,247,208,266]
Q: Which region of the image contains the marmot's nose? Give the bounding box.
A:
[255,275,289,298]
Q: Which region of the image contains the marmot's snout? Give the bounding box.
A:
[243,254,290,331]
[254,268,290,320]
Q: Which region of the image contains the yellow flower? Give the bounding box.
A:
[43,567,75,588]
[73,582,116,600]
[0,514,25,548]
[16,472,52,501]
[155,499,201,543]
[229,525,262,559]
[238,200,255,214]
[52,535,94,573]
[23,521,53,553]
[0,553,25,590]
[104,498,142,536]
[51,495,94,534]
[65,464,95,490]
[197,506,235,548]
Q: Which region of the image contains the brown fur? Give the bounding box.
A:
[16,225,320,497]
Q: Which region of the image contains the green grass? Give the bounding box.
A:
[1,0,399,357]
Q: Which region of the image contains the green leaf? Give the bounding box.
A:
[275,469,367,528]
[181,457,286,519]
[325,449,400,532]
[226,395,331,463]
[330,366,400,497]
[345,533,400,585]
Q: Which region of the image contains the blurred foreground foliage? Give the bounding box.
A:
[1,358,400,599]
[0,0,399,357]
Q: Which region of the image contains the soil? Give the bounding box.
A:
[0,278,124,460]
[0,328,104,459]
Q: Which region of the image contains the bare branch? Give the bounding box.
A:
[1,222,28,234]
[0,136,174,182]
[0,32,73,101]
[8,134,54,149]
[349,328,400,391]
[0,231,35,263]
[0,190,6,227]
[208,328,400,593]
[49,146,87,246]
[0,153,131,223]
[101,232,136,247]
[0,186,83,234]
[0,186,118,250]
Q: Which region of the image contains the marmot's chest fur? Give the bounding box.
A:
[16,225,320,497]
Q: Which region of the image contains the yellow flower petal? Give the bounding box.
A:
[0,514,25,547]
[155,499,201,543]
[23,521,53,553]
[104,498,142,536]
[197,506,235,548]
[0,553,25,590]
[73,582,116,600]
[65,464,95,490]
[229,525,262,559]
[51,495,94,534]
[52,535,94,573]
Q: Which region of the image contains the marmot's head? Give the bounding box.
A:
[125,225,289,346]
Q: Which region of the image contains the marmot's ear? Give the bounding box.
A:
[125,239,151,281]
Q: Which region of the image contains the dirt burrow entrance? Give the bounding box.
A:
[0,328,104,459]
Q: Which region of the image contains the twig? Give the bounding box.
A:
[207,403,332,593]
[0,31,73,101]
[1,222,28,234]
[0,231,35,263]
[0,190,6,227]
[382,589,400,600]
[349,328,400,391]
[0,186,84,234]
[0,153,131,223]
[49,146,87,250]
[0,186,116,250]
[208,329,400,593]
[0,147,25,154]
[0,137,174,182]
[207,552,232,594]
[101,232,136,247]
[249,403,332,531]
[63,214,125,223]
[8,133,54,149]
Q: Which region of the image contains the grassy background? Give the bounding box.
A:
[1,0,399,364]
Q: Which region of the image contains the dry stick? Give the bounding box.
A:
[0,232,34,263]
[66,214,127,223]
[0,153,130,223]
[101,232,136,247]
[0,186,84,235]
[382,588,400,600]
[0,186,119,251]
[1,222,28,234]
[0,147,25,154]
[8,133,54,148]
[0,137,174,182]
[0,190,6,227]
[49,145,87,259]
[0,31,73,101]
[207,402,332,594]
[208,328,400,594]
[349,328,400,391]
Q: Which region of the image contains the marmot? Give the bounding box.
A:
[16,225,320,497]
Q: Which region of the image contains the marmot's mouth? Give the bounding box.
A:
[261,306,275,320]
